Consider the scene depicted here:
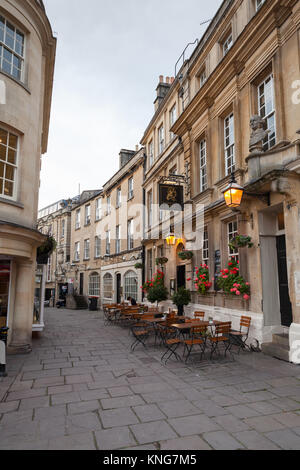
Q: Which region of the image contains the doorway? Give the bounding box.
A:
[276,235,293,327]
[79,273,84,296]
[116,274,121,304]
[177,265,186,290]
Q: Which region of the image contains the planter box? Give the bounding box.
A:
[192,291,249,311]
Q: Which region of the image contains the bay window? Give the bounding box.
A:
[0,16,24,81]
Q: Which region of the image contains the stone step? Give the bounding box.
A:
[272,333,289,348]
[261,342,290,362]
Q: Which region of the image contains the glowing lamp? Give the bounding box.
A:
[166,234,176,246]
[223,174,244,209]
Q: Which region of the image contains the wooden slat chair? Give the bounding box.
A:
[208,322,232,360]
[130,324,151,351]
[194,311,205,320]
[230,316,252,354]
[119,308,140,327]
[183,325,207,364]
[103,304,118,325]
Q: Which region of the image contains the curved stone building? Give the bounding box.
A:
[0,0,56,352]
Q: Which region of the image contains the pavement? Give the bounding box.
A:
[0,307,299,450]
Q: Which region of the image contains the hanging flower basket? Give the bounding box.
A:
[178,251,194,261]
[229,234,254,252]
[37,236,57,265]
[155,257,168,266]
[134,263,144,270]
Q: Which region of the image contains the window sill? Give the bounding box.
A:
[0,197,24,209]
[0,69,31,94]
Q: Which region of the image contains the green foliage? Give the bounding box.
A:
[134,263,144,270]
[178,251,194,260]
[147,284,169,305]
[37,236,57,256]
[155,257,168,266]
[229,234,254,251]
[172,287,191,307]
[217,259,250,300]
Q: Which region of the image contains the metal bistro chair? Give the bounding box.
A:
[183,325,207,364]
[194,311,205,320]
[208,322,232,360]
[230,316,252,354]
[160,323,182,365]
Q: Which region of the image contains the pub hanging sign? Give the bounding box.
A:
[159,184,184,211]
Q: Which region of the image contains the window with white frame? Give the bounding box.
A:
[103,273,113,299]
[148,141,154,168]
[75,209,81,229]
[258,74,276,151]
[74,242,80,262]
[95,198,102,221]
[84,239,90,260]
[228,220,239,262]
[0,16,24,81]
[106,230,110,255]
[127,219,134,250]
[256,0,266,11]
[199,139,207,193]
[116,225,121,254]
[106,196,111,215]
[224,113,235,176]
[95,236,101,258]
[124,271,138,301]
[89,272,100,296]
[116,187,121,208]
[128,177,134,200]
[199,69,206,88]
[203,226,209,263]
[0,128,18,199]
[158,125,164,154]
[148,191,153,228]
[223,32,233,56]
[169,105,176,140]
[85,205,91,225]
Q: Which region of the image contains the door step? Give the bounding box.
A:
[261,333,290,362]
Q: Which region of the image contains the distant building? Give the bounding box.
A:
[0,0,56,353]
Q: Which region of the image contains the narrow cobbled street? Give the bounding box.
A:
[0,308,300,450]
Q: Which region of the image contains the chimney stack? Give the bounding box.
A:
[154,75,172,111]
[119,149,135,169]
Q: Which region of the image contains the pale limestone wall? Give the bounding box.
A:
[0,0,56,351]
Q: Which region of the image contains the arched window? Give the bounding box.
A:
[103,273,113,300]
[89,272,100,296]
[124,271,138,301]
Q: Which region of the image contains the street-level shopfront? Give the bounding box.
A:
[0,259,11,328]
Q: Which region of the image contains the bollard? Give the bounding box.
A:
[0,327,9,377]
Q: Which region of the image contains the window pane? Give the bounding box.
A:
[7,149,16,164]
[0,144,6,161]
[0,129,8,146]
[5,165,14,181]
[0,162,4,177]
[4,180,13,197]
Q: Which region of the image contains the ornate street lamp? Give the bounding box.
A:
[165,233,176,246]
[223,173,244,209]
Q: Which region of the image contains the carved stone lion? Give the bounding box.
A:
[249,115,269,153]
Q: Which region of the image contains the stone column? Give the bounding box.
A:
[9,261,35,354]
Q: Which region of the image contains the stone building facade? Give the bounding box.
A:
[142,0,300,362]
[100,148,145,305]
[0,0,56,353]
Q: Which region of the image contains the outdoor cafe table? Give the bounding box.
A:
[171,320,223,338]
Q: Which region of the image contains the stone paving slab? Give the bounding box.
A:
[1,307,300,450]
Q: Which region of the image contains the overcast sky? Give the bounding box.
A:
[39,0,223,209]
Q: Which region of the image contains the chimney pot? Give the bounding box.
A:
[159,75,164,83]
[166,77,170,84]
[170,77,175,84]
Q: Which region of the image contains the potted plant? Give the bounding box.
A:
[229,234,254,252]
[189,264,212,294]
[147,284,169,307]
[172,287,191,316]
[37,236,57,265]
[217,259,250,301]
[155,257,168,266]
[134,262,144,270]
[178,250,194,261]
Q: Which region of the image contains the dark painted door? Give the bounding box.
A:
[177,265,186,290]
[79,273,84,296]
[276,236,293,327]
[116,274,121,304]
